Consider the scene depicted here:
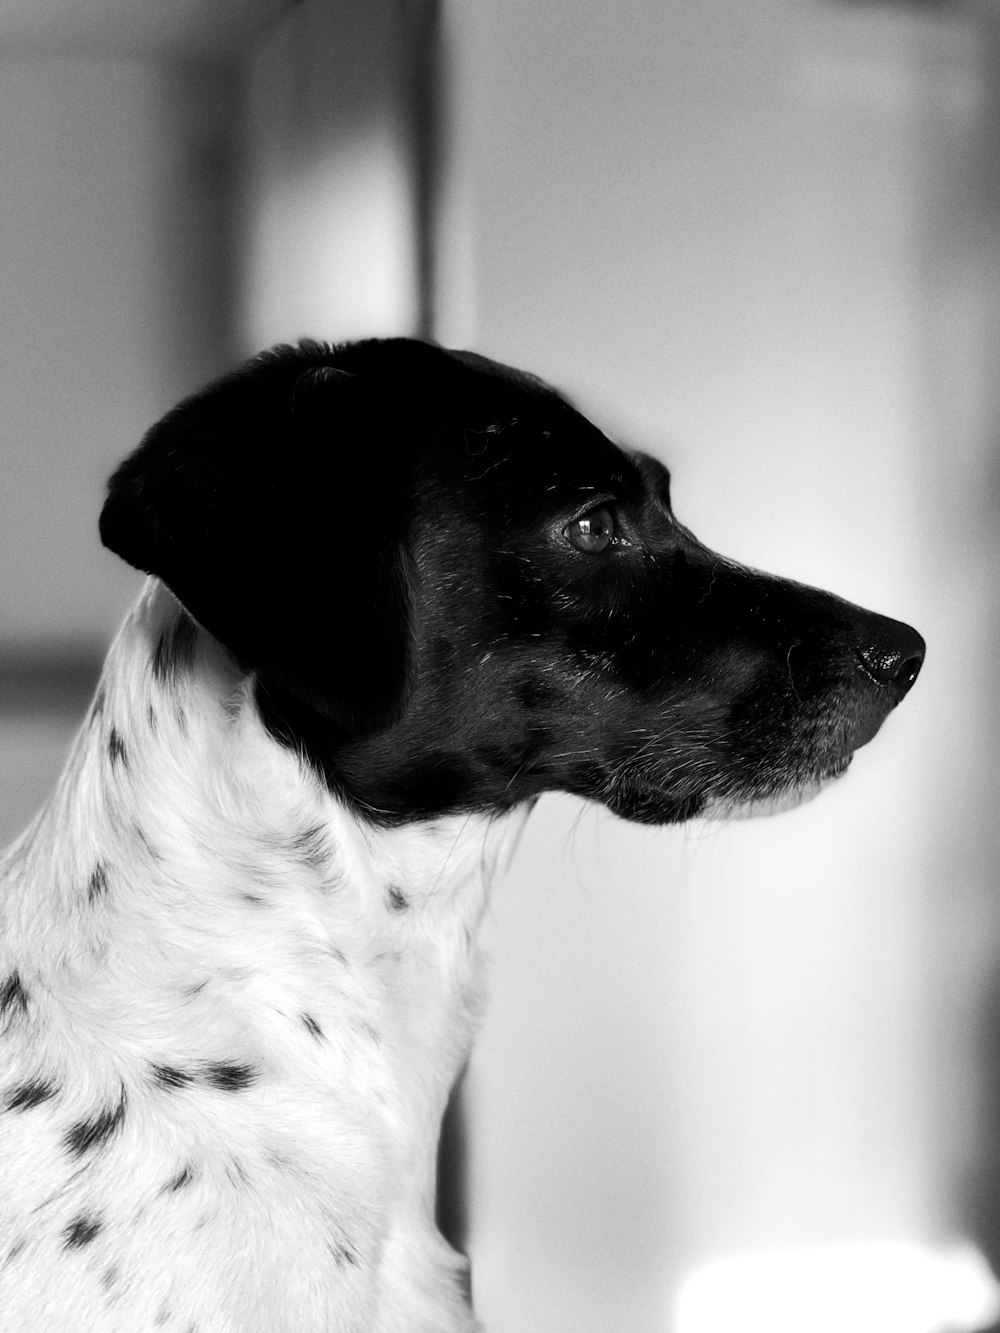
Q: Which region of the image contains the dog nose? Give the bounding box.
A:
[854,616,925,700]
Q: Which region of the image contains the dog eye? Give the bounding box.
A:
[566,506,615,554]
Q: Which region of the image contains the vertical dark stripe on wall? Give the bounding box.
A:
[400,2,467,1252]
[400,0,443,343]
[436,1071,472,1266]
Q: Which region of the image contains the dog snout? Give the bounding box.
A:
[851,613,925,702]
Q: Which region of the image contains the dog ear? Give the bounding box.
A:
[99,344,415,735]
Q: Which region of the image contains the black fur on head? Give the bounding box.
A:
[101,338,527,735]
[103,336,924,828]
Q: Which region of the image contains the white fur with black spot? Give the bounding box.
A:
[0,579,530,1332]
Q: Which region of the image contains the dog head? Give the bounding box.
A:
[100,338,924,825]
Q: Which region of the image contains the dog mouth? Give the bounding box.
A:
[590,669,888,826]
[697,652,908,822]
[700,752,854,821]
[595,736,857,826]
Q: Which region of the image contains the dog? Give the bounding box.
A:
[0,338,924,1331]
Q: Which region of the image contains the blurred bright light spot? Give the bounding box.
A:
[675,1242,1000,1333]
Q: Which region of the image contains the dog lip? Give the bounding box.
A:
[840,676,902,752]
[822,754,852,781]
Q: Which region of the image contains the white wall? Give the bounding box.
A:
[437,3,1000,1329]
[8,4,990,1327]
[237,0,417,352]
[0,57,238,650]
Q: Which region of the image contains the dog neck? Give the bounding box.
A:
[2,577,528,1174]
[10,576,525,931]
[0,578,532,1322]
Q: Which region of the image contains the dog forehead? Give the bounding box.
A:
[416,418,637,531]
[431,382,638,494]
[276,339,633,497]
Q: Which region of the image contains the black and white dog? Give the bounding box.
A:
[0,339,923,1331]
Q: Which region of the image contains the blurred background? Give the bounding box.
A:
[1,1,999,1329]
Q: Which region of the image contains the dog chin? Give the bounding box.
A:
[700,759,852,822]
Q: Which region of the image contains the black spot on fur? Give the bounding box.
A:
[3,1237,26,1265]
[332,1241,359,1267]
[101,1264,118,1290]
[152,612,197,685]
[292,824,329,870]
[147,703,158,733]
[240,891,265,906]
[87,862,110,904]
[386,885,408,912]
[221,693,242,721]
[162,1164,194,1193]
[151,1064,194,1090]
[205,1062,257,1091]
[63,1214,103,1248]
[134,823,159,859]
[0,973,28,1019]
[226,1158,250,1187]
[301,1013,323,1039]
[5,1078,57,1111]
[64,1092,126,1157]
[108,727,128,770]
